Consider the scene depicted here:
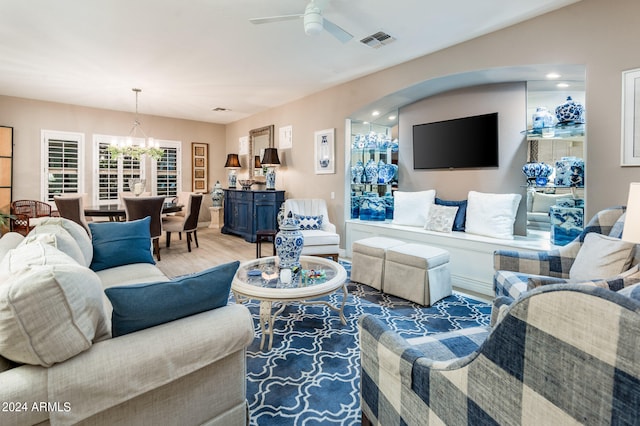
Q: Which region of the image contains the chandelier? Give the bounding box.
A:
[107,88,164,161]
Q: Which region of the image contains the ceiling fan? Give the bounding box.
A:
[249,0,353,43]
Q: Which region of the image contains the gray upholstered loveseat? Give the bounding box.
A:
[0,217,254,425]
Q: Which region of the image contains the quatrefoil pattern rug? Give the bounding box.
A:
[240,280,491,426]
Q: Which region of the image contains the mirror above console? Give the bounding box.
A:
[248,125,274,182]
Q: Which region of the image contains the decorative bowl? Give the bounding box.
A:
[238,179,255,190]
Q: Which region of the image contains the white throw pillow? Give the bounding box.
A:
[424,204,458,233]
[0,263,110,367]
[0,238,78,282]
[569,233,635,281]
[22,224,85,266]
[392,190,436,227]
[33,218,93,267]
[465,191,522,240]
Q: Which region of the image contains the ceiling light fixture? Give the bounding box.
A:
[371,111,380,116]
[108,88,164,161]
[303,3,323,36]
[546,72,561,79]
[388,115,396,120]
[556,83,570,88]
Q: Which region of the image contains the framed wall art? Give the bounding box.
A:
[192,142,208,192]
[314,128,335,174]
[621,68,640,166]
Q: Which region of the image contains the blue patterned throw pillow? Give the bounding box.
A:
[294,214,323,230]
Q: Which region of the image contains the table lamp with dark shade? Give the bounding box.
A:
[261,148,280,190]
[224,153,241,188]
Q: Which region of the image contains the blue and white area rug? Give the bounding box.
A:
[241,279,491,426]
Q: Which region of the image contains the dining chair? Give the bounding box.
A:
[123,196,166,261]
[53,195,91,234]
[10,200,53,235]
[163,193,203,252]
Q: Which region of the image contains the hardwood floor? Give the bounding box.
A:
[154,226,272,278]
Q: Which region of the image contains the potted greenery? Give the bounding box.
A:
[0,212,15,235]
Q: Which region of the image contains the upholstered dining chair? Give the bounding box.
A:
[10,199,52,235]
[283,198,340,262]
[123,196,166,261]
[163,193,203,252]
[53,195,91,234]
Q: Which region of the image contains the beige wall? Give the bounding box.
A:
[399,82,528,235]
[0,95,226,219]
[3,0,638,244]
[227,0,640,242]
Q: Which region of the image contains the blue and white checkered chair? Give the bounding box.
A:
[492,206,640,300]
[359,284,640,425]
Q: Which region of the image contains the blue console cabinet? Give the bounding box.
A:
[221,189,284,243]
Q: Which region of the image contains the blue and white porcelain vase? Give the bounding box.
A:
[532,107,555,130]
[275,212,304,269]
[265,168,276,190]
[351,160,364,184]
[359,196,386,221]
[210,180,224,207]
[555,96,585,123]
[377,159,386,183]
[364,159,378,183]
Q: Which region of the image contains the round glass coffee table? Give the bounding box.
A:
[232,256,348,350]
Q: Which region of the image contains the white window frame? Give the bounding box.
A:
[41,130,85,203]
[92,135,181,204]
[151,140,182,199]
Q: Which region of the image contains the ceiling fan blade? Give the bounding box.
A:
[249,14,303,25]
[323,18,353,43]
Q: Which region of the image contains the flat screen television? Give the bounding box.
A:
[412,112,499,170]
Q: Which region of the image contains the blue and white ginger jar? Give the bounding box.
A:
[351,160,364,184]
[532,107,555,130]
[275,212,304,269]
[364,159,378,183]
[555,96,585,123]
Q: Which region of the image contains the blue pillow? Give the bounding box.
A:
[88,217,155,272]
[294,214,323,230]
[105,261,240,337]
[435,198,467,232]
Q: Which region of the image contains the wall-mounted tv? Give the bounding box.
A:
[412,112,499,170]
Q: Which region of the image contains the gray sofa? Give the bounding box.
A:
[0,218,254,426]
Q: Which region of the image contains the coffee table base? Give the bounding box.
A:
[236,283,348,350]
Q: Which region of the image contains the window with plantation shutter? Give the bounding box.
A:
[93,136,180,203]
[42,130,84,202]
[153,143,181,198]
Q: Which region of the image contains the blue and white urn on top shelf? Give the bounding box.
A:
[275,212,304,270]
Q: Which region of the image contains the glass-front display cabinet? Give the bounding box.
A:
[524,85,586,245]
[347,119,398,221]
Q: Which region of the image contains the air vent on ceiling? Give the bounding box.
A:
[212,107,231,112]
[360,31,395,49]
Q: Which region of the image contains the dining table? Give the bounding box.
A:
[84,202,183,221]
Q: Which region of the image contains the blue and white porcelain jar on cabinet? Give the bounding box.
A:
[275,212,304,269]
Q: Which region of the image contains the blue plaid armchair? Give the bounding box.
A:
[359,284,640,425]
[493,206,640,299]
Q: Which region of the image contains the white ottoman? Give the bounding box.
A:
[383,243,451,306]
[351,237,406,290]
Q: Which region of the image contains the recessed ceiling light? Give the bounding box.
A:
[556,83,570,88]
[371,111,380,116]
[388,115,396,120]
[546,73,561,79]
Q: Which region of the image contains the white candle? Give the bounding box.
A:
[134,182,143,194]
[280,268,292,284]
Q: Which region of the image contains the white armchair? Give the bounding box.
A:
[284,198,340,261]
